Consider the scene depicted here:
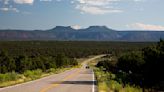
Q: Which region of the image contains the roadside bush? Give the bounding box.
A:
[109,80,122,92]
[117,51,144,74]
[96,60,116,72]
[124,85,142,92]
[46,68,57,73]
[95,67,142,92]
[0,72,20,82]
[23,69,42,80]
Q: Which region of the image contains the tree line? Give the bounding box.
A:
[0,51,77,74]
[0,41,153,74]
[96,39,164,91]
[0,41,153,58]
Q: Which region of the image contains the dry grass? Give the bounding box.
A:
[0,67,75,88]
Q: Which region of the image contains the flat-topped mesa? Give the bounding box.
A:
[50,26,75,31]
[83,26,115,32]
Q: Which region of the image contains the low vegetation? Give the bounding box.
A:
[95,68,142,92]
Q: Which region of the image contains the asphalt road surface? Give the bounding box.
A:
[0,55,105,92]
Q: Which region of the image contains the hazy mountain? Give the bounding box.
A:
[0,26,164,41]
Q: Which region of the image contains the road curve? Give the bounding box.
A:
[0,55,105,92]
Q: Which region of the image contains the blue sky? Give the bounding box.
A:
[0,0,164,30]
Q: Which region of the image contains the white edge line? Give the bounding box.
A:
[92,69,95,92]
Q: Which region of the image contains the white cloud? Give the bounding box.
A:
[0,7,19,12]
[74,0,123,15]
[40,0,52,2]
[77,0,118,6]
[71,25,81,29]
[133,0,145,2]
[0,0,33,14]
[72,0,146,15]
[13,0,34,4]
[0,6,19,12]
[0,7,9,11]
[4,0,10,4]
[39,0,63,2]
[0,5,33,14]
[71,1,75,4]
[128,23,164,30]
[76,5,122,14]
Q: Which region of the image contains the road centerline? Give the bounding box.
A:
[40,69,81,92]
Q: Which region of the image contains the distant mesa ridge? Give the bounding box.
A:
[51,26,74,31]
[0,26,164,41]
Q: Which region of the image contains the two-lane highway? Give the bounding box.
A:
[0,55,105,92]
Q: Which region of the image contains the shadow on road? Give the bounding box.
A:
[49,80,97,85]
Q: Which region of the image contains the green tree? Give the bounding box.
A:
[142,39,164,88]
[34,57,46,71]
[117,51,144,73]
[0,50,15,73]
[15,55,32,73]
[56,53,65,68]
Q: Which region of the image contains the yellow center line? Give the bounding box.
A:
[40,69,81,92]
